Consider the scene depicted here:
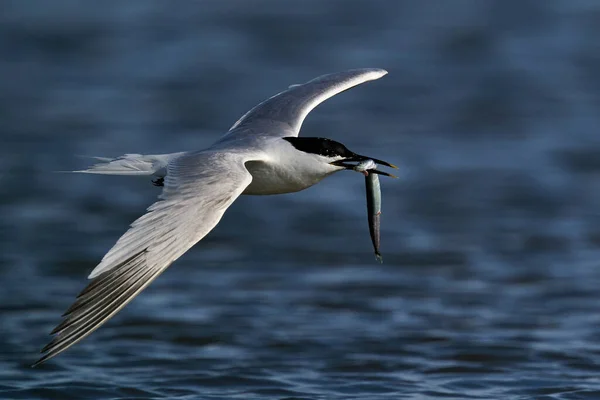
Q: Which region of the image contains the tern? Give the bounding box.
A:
[34,68,397,366]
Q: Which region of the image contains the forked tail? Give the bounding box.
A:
[73,152,185,176]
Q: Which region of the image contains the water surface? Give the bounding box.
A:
[1,1,600,399]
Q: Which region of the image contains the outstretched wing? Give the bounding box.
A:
[227,68,387,136]
[34,151,261,366]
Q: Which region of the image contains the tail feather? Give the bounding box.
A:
[74,153,184,176]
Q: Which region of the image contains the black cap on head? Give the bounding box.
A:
[283,137,354,158]
[284,136,398,175]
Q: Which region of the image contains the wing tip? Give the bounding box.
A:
[370,67,388,76]
[319,68,388,83]
[348,67,388,80]
[366,68,388,81]
[31,354,49,368]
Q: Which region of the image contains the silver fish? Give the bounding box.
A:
[365,171,383,263]
[353,159,396,262]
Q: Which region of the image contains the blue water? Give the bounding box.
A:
[2,1,600,398]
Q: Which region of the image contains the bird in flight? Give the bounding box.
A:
[34,68,396,366]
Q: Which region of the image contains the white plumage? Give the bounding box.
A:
[34,68,391,366]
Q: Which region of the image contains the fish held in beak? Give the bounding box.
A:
[351,159,385,262]
[330,153,398,178]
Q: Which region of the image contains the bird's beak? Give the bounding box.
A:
[330,153,398,178]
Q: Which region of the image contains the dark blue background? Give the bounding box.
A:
[1,1,600,399]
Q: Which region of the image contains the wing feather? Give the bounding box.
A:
[227,68,387,136]
[34,151,261,366]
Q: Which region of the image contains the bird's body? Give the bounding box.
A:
[34,68,396,366]
[242,138,340,195]
[215,130,333,195]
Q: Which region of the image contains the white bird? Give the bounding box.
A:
[34,68,396,366]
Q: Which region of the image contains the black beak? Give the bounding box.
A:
[330,153,398,178]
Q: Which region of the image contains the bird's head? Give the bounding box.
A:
[283,137,397,177]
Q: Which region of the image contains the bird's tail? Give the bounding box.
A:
[73,152,185,176]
